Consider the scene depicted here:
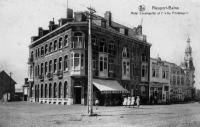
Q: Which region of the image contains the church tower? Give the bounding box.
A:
[184,37,195,71]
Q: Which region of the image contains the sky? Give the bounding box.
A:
[0,0,199,89]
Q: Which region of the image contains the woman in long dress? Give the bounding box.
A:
[131,96,135,108]
[136,96,140,108]
[123,97,127,107]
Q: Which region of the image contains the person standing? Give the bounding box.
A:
[131,96,135,108]
[95,98,99,110]
[123,97,127,107]
[136,96,140,108]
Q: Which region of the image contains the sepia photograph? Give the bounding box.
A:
[0,0,200,126]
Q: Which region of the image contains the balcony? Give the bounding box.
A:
[39,75,44,81]
[28,57,34,64]
[70,68,85,76]
[47,73,53,80]
[71,36,84,49]
[56,70,63,79]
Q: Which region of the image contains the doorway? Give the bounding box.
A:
[74,87,81,104]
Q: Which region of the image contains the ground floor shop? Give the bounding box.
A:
[149,82,170,104]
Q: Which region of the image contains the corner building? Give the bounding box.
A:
[27,9,151,105]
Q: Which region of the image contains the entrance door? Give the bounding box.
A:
[35,85,39,102]
[74,87,81,104]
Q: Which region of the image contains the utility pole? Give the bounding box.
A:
[87,6,96,116]
[9,72,12,101]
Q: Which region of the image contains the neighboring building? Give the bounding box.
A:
[0,71,16,101]
[181,37,195,100]
[149,57,170,104]
[169,63,185,102]
[15,88,23,101]
[27,8,151,105]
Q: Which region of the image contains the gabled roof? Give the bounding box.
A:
[0,70,17,85]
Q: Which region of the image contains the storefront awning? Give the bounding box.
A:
[93,79,129,94]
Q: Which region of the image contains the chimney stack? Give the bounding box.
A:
[104,11,112,26]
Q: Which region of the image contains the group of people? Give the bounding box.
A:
[123,96,140,108]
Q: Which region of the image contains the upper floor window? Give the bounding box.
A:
[37,48,40,58]
[64,55,69,71]
[41,63,44,75]
[58,57,62,70]
[49,42,53,52]
[122,47,129,58]
[99,39,107,52]
[58,38,62,49]
[71,52,84,70]
[45,44,48,54]
[41,47,44,56]
[54,59,57,73]
[72,32,84,49]
[64,35,68,47]
[99,54,108,78]
[122,59,130,80]
[49,60,52,73]
[54,40,57,51]
[45,62,48,75]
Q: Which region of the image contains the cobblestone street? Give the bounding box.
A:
[0,102,200,127]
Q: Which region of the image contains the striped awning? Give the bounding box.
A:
[93,79,129,94]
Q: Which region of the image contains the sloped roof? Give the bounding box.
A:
[0,70,17,85]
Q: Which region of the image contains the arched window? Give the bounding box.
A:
[64,35,68,47]
[41,46,44,56]
[64,81,68,98]
[54,59,57,73]
[72,32,84,48]
[54,40,57,51]
[40,84,43,98]
[41,63,44,75]
[49,83,52,98]
[64,55,69,71]
[45,84,47,98]
[49,60,52,73]
[49,42,53,52]
[59,57,62,70]
[45,44,48,54]
[58,38,62,49]
[53,83,57,98]
[45,62,48,75]
[58,82,62,98]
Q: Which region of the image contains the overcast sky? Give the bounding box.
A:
[0,0,199,89]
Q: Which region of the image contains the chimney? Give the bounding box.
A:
[38,27,43,37]
[66,8,73,19]
[104,11,112,26]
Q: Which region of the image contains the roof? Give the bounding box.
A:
[93,79,129,94]
[0,70,17,85]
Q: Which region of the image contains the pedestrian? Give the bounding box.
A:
[123,97,127,107]
[95,98,99,110]
[127,96,131,108]
[136,96,140,108]
[131,96,135,108]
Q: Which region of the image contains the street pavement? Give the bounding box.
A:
[0,101,200,127]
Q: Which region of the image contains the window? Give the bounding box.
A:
[152,64,156,77]
[58,57,62,70]
[81,54,84,67]
[74,53,80,69]
[122,47,129,58]
[49,60,52,73]
[100,57,103,71]
[162,69,166,78]
[64,35,68,47]
[64,55,69,71]
[45,44,48,54]
[58,38,62,49]
[41,47,44,56]
[54,40,57,51]
[37,48,40,57]
[37,65,39,76]
[45,62,48,75]
[49,42,53,52]
[99,39,107,52]
[104,57,107,69]
[41,63,44,75]
[54,59,57,73]
[72,32,84,48]
[142,65,145,77]
[35,66,37,76]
